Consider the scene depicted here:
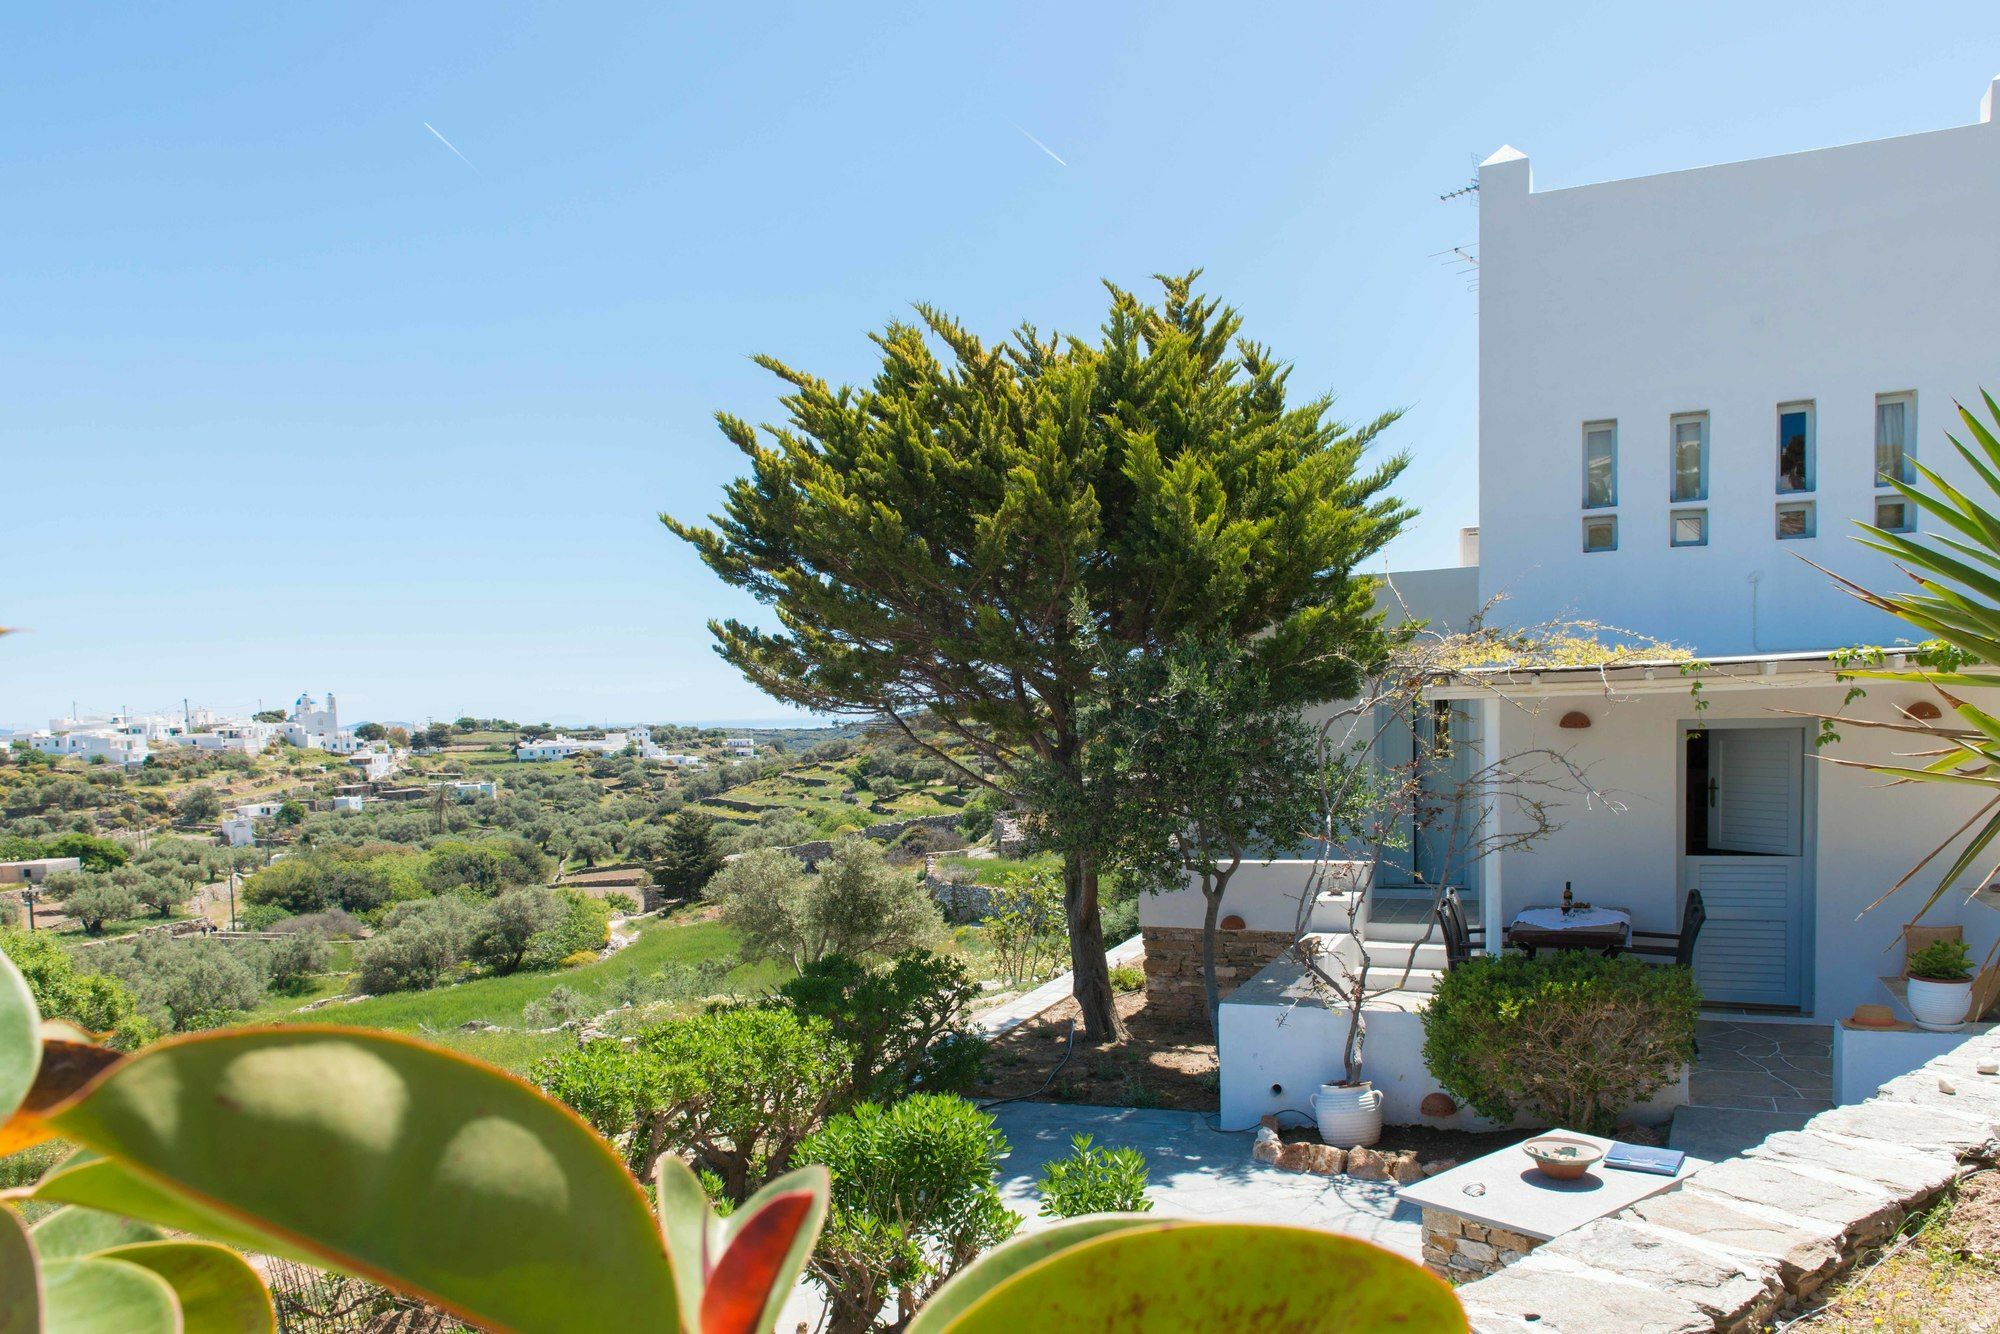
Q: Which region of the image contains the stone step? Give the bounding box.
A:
[1307,890,1366,933]
[1302,931,1446,994]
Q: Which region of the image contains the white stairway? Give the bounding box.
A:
[1301,891,1463,996]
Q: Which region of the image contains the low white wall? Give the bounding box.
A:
[1831,1021,1998,1105]
[1139,860,1369,934]
[1219,970,1686,1132]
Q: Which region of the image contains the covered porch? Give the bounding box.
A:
[1431,649,2000,1027]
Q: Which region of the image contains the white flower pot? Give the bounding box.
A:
[1312,1082,1383,1148]
[1906,977,1973,1031]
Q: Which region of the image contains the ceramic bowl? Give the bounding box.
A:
[1522,1135,1604,1181]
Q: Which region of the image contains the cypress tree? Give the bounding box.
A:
[668,273,1410,1040]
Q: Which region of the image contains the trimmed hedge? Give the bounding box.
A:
[1421,952,1698,1134]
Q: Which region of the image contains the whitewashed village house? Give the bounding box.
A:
[1150,77,2000,1131]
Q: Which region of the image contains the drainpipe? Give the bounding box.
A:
[1478,694,1505,955]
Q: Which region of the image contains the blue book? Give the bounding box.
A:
[1604,1143,1686,1177]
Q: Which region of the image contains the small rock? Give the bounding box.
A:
[1422,1158,1458,1178]
[1941,1076,1958,1094]
[1978,1059,1999,1076]
[1276,1142,1348,1175]
[1387,1150,1424,1184]
[1258,1113,1282,1132]
[1346,1146,1388,1181]
[1252,1126,1281,1165]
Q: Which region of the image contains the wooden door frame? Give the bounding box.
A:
[1676,717,1819,1015]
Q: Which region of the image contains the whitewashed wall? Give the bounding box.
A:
[1140,860,1369,933]
[1479,677,2000,1024]
[1478,78,2000,656]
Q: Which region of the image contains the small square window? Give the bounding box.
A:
[1671,509,1708,547]
[1776,501,1815,539]
[1582,515,1618,553]
[1875,497,1914,533]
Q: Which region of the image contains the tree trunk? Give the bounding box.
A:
[1200,873,1223,1041]
[1063,849,1125,1043]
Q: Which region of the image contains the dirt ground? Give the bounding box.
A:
[1787,1169,2000,1332]
[968,991,1220,1111]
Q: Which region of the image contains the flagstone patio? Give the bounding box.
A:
[1669,1018,1834,1160]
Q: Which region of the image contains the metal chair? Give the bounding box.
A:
[1626,888,1706,967]
[1434,887,1485,969]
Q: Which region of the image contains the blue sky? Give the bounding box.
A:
[7,2,1999,728]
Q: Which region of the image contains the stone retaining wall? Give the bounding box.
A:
[1142,925,1294,1022]
[1454,1030,2000,1332]
[1423,1210,1539,1282]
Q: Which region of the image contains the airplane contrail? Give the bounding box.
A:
[423,122,477,171]
[1014,125,1067,167]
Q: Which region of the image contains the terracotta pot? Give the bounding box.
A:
[1312,1082,1383,1148]
[1522,1135,1604,1181]
[1907,977,1972,1031]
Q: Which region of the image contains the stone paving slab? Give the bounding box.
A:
[982,1100,1423,1257]
[1458,1028,2000,1329]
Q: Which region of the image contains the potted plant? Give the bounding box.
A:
[1905,938,1975,1031]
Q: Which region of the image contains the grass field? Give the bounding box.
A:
[250,912,784,1038]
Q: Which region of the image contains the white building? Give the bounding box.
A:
[346,748,397,783]
[280,692,369,754]
[219,814,257,847]
[725,736,757,757]
[1191,78,2000,1132]
[515,733,630,762]
[26,727,151,766]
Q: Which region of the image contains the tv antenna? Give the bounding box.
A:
[1433,159,1481,293]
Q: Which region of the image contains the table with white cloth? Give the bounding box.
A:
[1505,905,1632,956]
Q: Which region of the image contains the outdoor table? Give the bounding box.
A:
[1505,905,1631,957]
[1399,1130,1703,1281]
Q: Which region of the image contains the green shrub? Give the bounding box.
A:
[1109,963,1145,993]
[523,984,591,1029]
[354,897,477,994]
[796,1093,1019,1334]
[244,848,407,916]
[94,936,267,1033]
[984,870,1066,983]
[468,886,568,975]
[526,889,612,968]
[634,1006,851,1198]
[238,902,288,932]
[603,891,639,915]
[1422,952,1698,1134]
[1037,1132,1151,1218]
[531,1040,661,1147]
[707,838,945,972]
[1907,938,1974,982]
[264,929,331,994]
[0,928,156,1047]
[776,952,985,1107]
[46,869,138,935]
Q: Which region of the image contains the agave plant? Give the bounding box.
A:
[1816,390,2000,920]
[0,942,1461,1331]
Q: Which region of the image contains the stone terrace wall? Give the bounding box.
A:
[1453,1030,2000,1332]
[1142,925,1293,1023]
